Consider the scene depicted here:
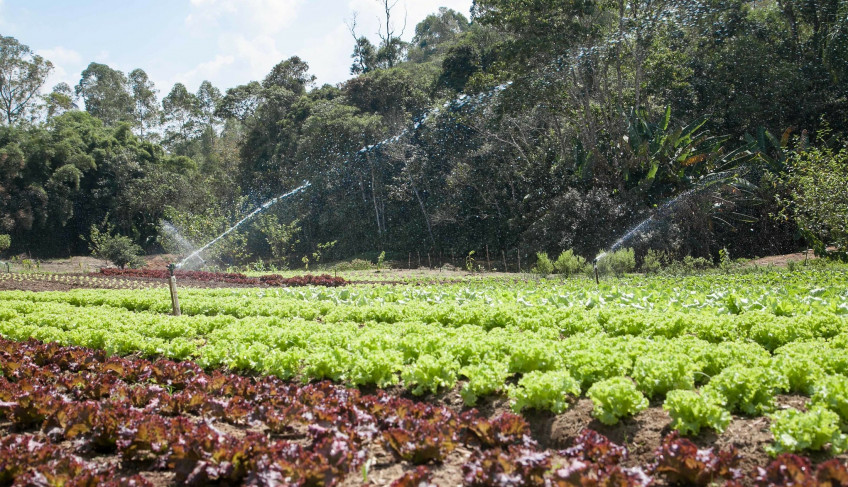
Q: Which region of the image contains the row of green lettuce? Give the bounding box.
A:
[1,273,847,455]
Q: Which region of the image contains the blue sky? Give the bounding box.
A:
[0,0,474,95]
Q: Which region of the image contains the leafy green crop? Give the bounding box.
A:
[663,390,731,435]
[587,377,648,425]
[508,370,580,413]
[702,365,781,415]
[768,406,847,455]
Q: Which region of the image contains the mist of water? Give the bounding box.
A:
[176,182,311,269]
[596,170,744,262]
[357,82,512,156]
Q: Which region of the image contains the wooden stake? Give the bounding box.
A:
[502,250,508,273]
[169,276,181,316]
[517,250,521,273]
[428,252,432,269]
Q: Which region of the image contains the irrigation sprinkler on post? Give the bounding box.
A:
[593,257,600,286]
[167,263,181,316]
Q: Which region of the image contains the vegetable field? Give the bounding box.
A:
[1,268,848,485]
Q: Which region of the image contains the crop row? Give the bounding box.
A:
[0,272,158,290]
[2,338,847,486]
[98,268,347,287]
[2,293,848,453]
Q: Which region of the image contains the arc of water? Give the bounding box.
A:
[356,82,513,156]
[597,169,745,261]
[177,182,311,268]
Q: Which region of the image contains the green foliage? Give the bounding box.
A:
[88,223,143,269]
[768,406,847,455]
[586,377,648,425]
[663,390,732,435]
[401,354,460,396]
[508,370,580,413]
[597,249,635,276]
[256,213,301,268]
[641,249,668,274]
[333,259,377,271]
[0,234,10,254]
[532,252,554,275]
[631,353,696,399]
[460,361,510,406]
[702,365,780,415]
[811,374,848,427]
[780,143,848,256]
[0,35,53,125]
[553,249,587,277]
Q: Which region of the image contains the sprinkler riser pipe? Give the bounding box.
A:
[167,265,181,316]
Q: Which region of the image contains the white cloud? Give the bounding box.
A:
[172,54,236,90]
[300,23,354,86]
[186,0,305,35]
[37,46,84,90]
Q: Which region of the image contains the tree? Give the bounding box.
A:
[0,36,53,125]
[408,8,470,62]
[75,63,134,125]
[196,81,222,130]
[216,81,263,124]
[263,57,315,94]
[161,82,200,150]
[128,68,159,138]
[43,83,77,120]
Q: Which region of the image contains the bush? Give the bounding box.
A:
[597,248,635,276]
[553,249,587,276]
[0,234,9,254]
[780,143,848,257]
[532,252,554,275]
[89,225,143,269]
[640,249,668,274]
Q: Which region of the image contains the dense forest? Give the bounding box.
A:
[1,0,847,268]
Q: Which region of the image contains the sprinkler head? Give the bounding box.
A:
[167,263,176,277]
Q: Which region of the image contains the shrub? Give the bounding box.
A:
[0,234,10,254]
[587,377,648,425]
[779,143,848,257]
[89,225,143,269]
[640,249,668,274]
[553,249,587,276]
[532,252,554,275]
[597,248,635,276]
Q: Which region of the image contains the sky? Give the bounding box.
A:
[0,0,474,96]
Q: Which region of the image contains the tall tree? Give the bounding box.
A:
[0,36,53,125]
[43,83,77,120]
[128,68,159,138]
[196,80,222,130]
[75,63,134,126]
[161,82,200,151]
